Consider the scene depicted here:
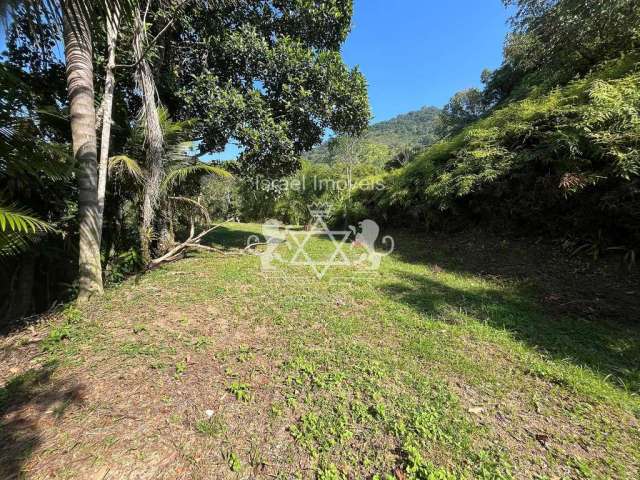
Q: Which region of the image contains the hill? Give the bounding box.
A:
[304,106,441,163]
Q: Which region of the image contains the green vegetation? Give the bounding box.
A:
[344,0,640,259]
[304,106,442,164]
[2,0,639,478]
[1,0,369,318]
[1,224,638,478]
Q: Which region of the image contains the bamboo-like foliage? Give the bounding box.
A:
[162,162,231,191]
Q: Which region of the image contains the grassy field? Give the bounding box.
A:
[1,223,639,479]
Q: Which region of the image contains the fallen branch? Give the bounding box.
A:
[147,219,235,269]
[244,242,268,251]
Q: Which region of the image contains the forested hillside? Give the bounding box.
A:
[345,0,640,262]
[303,106,440,164]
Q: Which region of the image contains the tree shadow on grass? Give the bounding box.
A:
[202,225,262,250]
[0,361,84,478]
[379,269,640,395]
[388,229,640,323]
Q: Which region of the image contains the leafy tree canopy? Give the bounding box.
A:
[169,0,370,178]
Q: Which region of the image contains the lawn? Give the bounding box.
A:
[1,223,639,479]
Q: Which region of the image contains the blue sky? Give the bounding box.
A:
[344,0,512,122]
[212,0,512,160]
[1,2,511,160]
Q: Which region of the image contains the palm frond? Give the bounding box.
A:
[162,162,231,190]
[168,196,211,223]
[164,141,197,165]
[109,154,145,182]
[0,229,32,258]
[0,203,54,234]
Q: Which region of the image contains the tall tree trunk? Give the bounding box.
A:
[133,11,164,264]
[97,3,121,244]
[158,199,175,253]
[63,0,103,300]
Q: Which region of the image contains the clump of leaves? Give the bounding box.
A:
[227,381,252,402]
[174,360,188,378]
[41,307,83,353]
[402,441,456,480]
[317,463,346,480]
[290,410,353,456]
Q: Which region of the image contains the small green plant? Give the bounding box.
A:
[192,336,211,351]
[174,360,188,378]
[105,248,142,284]
[41,324,73,351]
[195,415,226,437]
[402,442,456,480]
[237,346,253,363]
[227,381,251,402]
[317,463,346,480]
[269,401,285,418]
[41,307,83,353]
[290,411,353,456]
[133,324,147,334]
[224,451,242,472]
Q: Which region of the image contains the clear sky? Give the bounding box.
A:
[344,0,512,123]
[212,0,512,159]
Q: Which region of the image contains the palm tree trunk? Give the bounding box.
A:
[133,11,164,264]
[97,3,121,244]
[63,0,103,300]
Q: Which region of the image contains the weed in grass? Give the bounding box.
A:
[224,451,242,472]
[133,324,147,334]
[42,324,75,352]
[237,346,253,362]
[290,410,353,456]
[227,381,252,402]
[269,401,285,418]
[195,415,226,437]
[317,463,346,480]
[402,441,456,480]
[120,342,158,358]
[192,336,211,351]
[103,436,118,447]
[174,360,188,378]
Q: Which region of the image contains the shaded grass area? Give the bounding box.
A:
[1,223,639,479]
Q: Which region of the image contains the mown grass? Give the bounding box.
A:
[2,222,639,479]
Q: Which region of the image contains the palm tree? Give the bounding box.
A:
[1,0,136,301]
[107,108,230,263]
[63,0,103,300]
